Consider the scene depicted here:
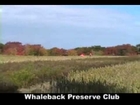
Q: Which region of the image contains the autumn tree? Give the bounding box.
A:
[3,42,24,55]
[67,49,77,56]
[48,47,67,56]
[103,44,137,56]
[24,44,47,56]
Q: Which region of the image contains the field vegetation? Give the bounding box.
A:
[0,55,140,93]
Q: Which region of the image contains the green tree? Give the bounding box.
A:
[0,43,4,54]
[136,44,140,52]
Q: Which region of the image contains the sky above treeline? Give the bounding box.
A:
[1,5,140,49]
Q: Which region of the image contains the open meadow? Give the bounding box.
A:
[0,55,127,63]
[0,55,140,93]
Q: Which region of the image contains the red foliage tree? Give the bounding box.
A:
[3,42,24,55]
[103,44,137,56]
[49,47,67,56]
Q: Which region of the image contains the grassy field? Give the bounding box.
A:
[0,55,139,93]
[0,55,127,63]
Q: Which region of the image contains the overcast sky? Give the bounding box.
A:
[1,5,140,49]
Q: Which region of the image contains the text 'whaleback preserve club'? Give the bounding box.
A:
[24,94,120,100]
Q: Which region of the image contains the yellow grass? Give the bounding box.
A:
[0,55,127,63]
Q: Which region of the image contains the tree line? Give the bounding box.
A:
[0,41,140,56]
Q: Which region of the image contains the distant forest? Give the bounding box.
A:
[0,41,140,56]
